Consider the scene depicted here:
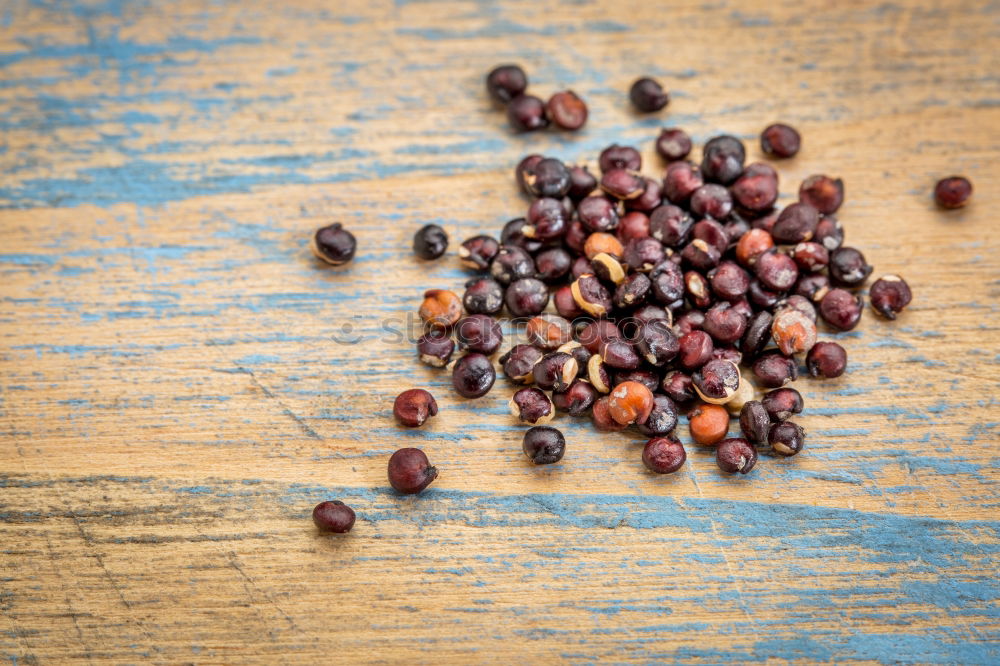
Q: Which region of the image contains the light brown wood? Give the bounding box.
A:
[1,0,998,662]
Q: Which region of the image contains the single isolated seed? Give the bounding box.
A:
[656,128,692,161]
[546,91,588,130]
[799,174,844,214]
[607,380,655,425]
[388,448,438,495]
[806,341,847,378]
[393,389,439,427]
[869,275,912,319]
[507,94,549,132]
[312,501,356,533]
[509,387,555,425]
[452,353,496,398]
[419,289,463,330]
[739,400,770,446]
[643,435,687,474]
[629,77,670,112]
[689,403,730,446]
[312,223,357,266]
[934,176,972,209]
[701,135,746,185]
[716,438,758,474]
[459,235,500,271]
[416,331,455,368]
[761,387,804,422]
[760,123,801,158]
[769,421,805,456]
[522,426,567,464]
[486,64,527,105]
[413,224,448,260]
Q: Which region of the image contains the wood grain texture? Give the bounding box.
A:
[1,0,998,662]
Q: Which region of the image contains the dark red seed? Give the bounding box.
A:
[650,204,694,247]
[617,211,651,242]
[638,394,679,436]
[459,235,500,271]
[635,319,679,366]
[748,279,782,309]
[510,387,554,425]
[600,339,641,370]
[486,64,527,105]
[312,223,357,265]
[819,288,863,330]
[601,169,647,200]
[710,261,751,301]
[799,174,844,214]
[578,195,620,232]
[515,155,544,195]
[463,277,504,315]
[571,274,613,317]
[682,239,721,272]
[452,353,496,398]
[869,275,912,319]
[490,245,535,285]
[312,501,356,533]
[692,218,729,255]
[565,220,588,255]
[633,304,670,325]
[525,197,569,240]
[614,272,652,309]
[643,435,686,473]
[413,224,448,260]
[807,341,847,378]
[500,344,544,383]
[507,94,549,132]
[791,242,829,272]
[599,144,642,172]
[546,90,588,130]
[388,448,438,494]
[663,161,704,205]
[731,163,779,212]
[612,369,660,394]
[828,247,872,287]
[769,421,805,456]
[500,217,543,253]
[649,259,685,305]
[702,302,747,344]
[417,331,455,368]
[701,135,746,185]
[393,389,439,427]
[577,319,622,353]
[934,176,973,209]
[760,123,801,158]
[623,238,665,273]
[522,158,571,198]
[754,250,799,292]
[552,379,598,415]
[534,247,572,283]
[678,330,714,370]
[656,128,692,161]
[814,215,844,251]
[761,387,803,422]
[716,438,757,474]
[629,77,669,112]
[772,202,820,244]
[752,352,798,388]
[553,285,584,319]
[712,345,743,365]
[690,184,733,219]
[567,165,598,200]
[684,270,713,309]
[739,400,770,446]
[533,352,578,391]
[794,273,831,302]
[522,426,566,464]
[662,371,696,404]
[774,294,817,323]
[692,359,741,402]
[505,278,549,317]
[626,177,664,212]
[455,314,503,355]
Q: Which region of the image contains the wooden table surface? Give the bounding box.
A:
[2,0,999,663]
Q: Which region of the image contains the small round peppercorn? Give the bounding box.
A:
[934,176,973,209]
[533,352,578,392]
[510,387,555,425]
[663,161,704,205]
[701,135,746,185]
[662,371,696,405]
[456,314,503,355]
[735,228,775,267]
[731,163,778,213]
[387,448,438,495]
[416,330,455,368]
[752,351,798,388]
[760,123,801,158]
[761,387,804,422]
[546,91,588,130]
[607,380,655,425]
[419,289,463,330]
[799,174,844,215]
[600,169,647,200]
[452,353,496,398]
[819,288,863,331]
[526,314,573,350]
[690,184,733,219]
[463,277,504,315]
[592,395,629,431]
[571,274,613,317]
[599,144,642,172]
[567,165,598,200]
[522,426,566,464]
[692,359,741,405]
[771,309,817,356]
[393,389,439,427]
[459,235,500,271]
[828,247,872,287]
[702,302,748,344]
[500,344,543,383]
[806,341,847,378]
[772,202,819,244]
[486,64,527,105]
[629,77,669,112]
[505,278,549,317]
[769,421,805,456]
[552,379,599,416]
[688,403,730,446]
[754,250,799,292]
[507,94,549,132]
[739,400,770,446]
[638,394,679,437]
[656,128,692,161]
[413,224,448,260]
[678,330,714,370]
[814,215,844,251]
[312,501,356,533]
[740,311,773,360]
[715,438,757,474]
[643,435,686,474]
[312,223,357,266]
[869,275,912,319]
